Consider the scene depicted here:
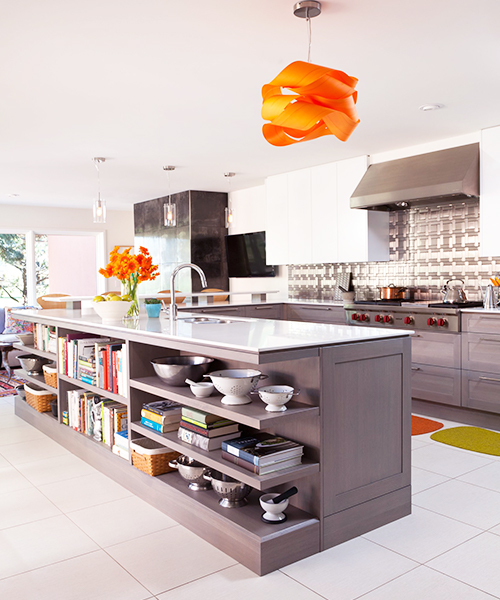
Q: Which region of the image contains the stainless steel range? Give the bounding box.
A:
[344,300,483,333]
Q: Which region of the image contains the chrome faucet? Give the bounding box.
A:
[169,263,207,326]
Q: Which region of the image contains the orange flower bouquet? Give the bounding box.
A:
[99,246,159,317]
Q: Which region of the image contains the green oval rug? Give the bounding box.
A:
[430,426,500,456]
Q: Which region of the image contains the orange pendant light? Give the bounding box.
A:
[261,2,359,146]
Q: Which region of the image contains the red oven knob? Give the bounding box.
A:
[437,318,448,327]
[360,314,370,322]
[375,314,383,322]
[404,316,414,325]
[351,313,359,321]
[427,317,437,326]
[383,315,393,324]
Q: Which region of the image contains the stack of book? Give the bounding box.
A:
[178,407,240,451]
[34,323,57,353]
[58,334,127,397]
[113,430,129,460]
[140,400,182,433]
[221,432,304,475]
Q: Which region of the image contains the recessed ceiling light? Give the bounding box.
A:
[419,104,445,111]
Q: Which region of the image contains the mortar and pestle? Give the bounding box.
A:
[259,486,298,523]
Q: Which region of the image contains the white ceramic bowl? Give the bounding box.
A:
[204,369,266,405]
[253,385,300,412]
[93,300,133,323]
[188,381,214,398]
[259,493,289,522]
[15,332,34,345]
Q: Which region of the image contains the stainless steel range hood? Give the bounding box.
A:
[350,143,479,210]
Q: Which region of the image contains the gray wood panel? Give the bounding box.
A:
[286,304,347,324]
[323,487,411,550]
[410,331,460,368]
[411,363,461,406]
[462,312,500,334]
[462,369,500,414]
[412,398,500,432]
[321,338,411,516]
[462,332,500,374]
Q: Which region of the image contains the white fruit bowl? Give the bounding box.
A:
[93,301,133,323]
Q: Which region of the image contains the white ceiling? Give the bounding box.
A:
[2,0,499,210]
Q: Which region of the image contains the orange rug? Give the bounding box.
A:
[412,415,444,436]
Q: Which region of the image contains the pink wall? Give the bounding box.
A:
[47,235,97,295]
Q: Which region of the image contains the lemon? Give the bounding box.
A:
[108,295,121,301]
[93,295,105,302]
[121,294,132,302]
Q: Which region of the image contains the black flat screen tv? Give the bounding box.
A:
[225,231,275,278]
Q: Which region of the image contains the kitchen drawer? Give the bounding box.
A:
[462,370,500,414]
[462,313,500,334]
[411,364,461,407]
[286,304,347,324]
[244,304,283,319]
[187,306,247,317]
[462,332,500,374]
[410,331,460,369]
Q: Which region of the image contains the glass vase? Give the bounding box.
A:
[122,275,140,318]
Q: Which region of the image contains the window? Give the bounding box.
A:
[0,231,105,307]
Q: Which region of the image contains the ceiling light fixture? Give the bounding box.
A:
[92,157,106,224]
[224,172,235,229]
[261,1,359,146]
[163,166,177,227]
[419,104,445,112]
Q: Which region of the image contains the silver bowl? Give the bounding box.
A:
[151,356,214,387]
[203,471,252,508]
[17,354,51,375]
[168,455,211,490]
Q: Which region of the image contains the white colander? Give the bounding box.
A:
[205,369,267,405]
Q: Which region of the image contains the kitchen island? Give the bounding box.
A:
[12,308,411,575]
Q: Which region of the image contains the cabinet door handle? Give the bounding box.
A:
[479,376,500,383]
[479,338,500,343]
[254,306,274,310]
[411,334,422,338]
[302,306,331,311]
[411,367,422,371]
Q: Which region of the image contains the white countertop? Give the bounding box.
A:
[15,308,411,355]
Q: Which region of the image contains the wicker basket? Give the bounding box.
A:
[42,364,58,389]
[130,437,181,476]
[24,383,56,413]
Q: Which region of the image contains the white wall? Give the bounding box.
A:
[228,185,288,302]
[0,204,134,293]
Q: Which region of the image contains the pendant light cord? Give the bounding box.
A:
[306,10,312,62]
[94,159,101,203]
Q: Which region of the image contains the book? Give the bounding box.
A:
[181,415,234,429]
[180,406,229,425]
[178,426,242,451]
[140,417,180,433]
[114,429,129,450]
[180,419,239,438]
[142,400,182,416]
[141,408,182,425]
[221,433,304,466]
[221,450,303,475]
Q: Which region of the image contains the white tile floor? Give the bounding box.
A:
[2,397,500,600]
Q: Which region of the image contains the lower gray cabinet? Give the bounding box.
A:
[286,304,347,324]
[462,370,500,414]
[411,363,461,407]
[462,332,500,374]
[186,306,247,317]
[244,304,284,319]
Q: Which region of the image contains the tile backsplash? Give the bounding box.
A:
[288,198,500,302]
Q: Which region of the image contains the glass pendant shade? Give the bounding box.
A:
[225,206,233,228]
[164,200,177,227]
[93,197,106,223]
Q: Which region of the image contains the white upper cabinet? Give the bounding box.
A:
[480,126,500,257]
[265,173,289,265]
[288,168,312,264]
[265,155,389,265]
[311,162,338,263]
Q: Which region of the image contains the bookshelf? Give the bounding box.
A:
[12,309,411,576]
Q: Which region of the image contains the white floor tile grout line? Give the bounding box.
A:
[424,563,500,600]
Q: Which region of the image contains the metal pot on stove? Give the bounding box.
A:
[379,284,415,301]
[442,278,467,303]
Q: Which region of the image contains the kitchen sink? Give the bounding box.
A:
[180,316,233,324]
